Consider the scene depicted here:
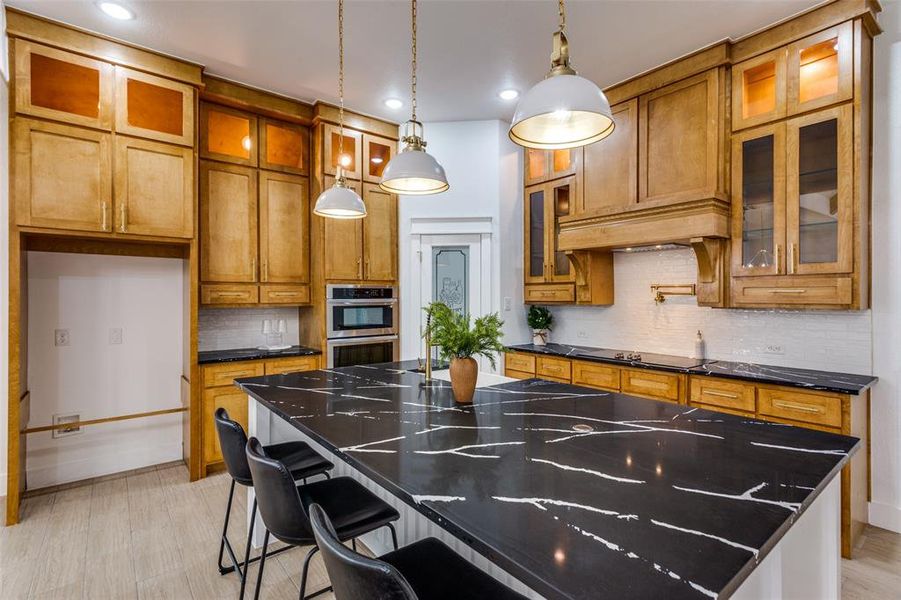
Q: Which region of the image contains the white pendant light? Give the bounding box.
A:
[314,0,366,219]
[509,0,614,150]
[379,0,449,196]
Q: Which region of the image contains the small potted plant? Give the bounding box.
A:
[424,302,505,403]
[527,305,553,346]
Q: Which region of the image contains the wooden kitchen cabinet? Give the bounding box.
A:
[322,122,362,180]
[259,171,310,284]
[690,377,756,414]
[524,148,579,186]
[581,99,638,214]
[732,47,787,131]
[14,40,114,131]
[638,68,724,205]
[200,104,258,166]
[260,118,309,175]
[572,360,620,392]
[786,22,853,117]
[523,177,576,302]
[362,183,398,281]
[115,67,194,146]
[202,387,248,465]
[322,177,364,280]
[362,133,395,183]
[536,356,572,382]
[200,161,258,284]
[621,368,684,403]
[13,118,112,232]
[114,136,194,238]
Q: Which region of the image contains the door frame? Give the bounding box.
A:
[405,217,493,368]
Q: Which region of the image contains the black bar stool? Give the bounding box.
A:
[309,503,528,600]
[214,408,333,598]
[245,436,400,600]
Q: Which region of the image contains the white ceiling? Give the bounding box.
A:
[7,0,824,123]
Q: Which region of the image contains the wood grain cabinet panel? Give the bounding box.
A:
[639,69,723,204]
[536,356,572,382]
[505,352,536,375]
[115,67,194,146]
[264,356,319,375]
[200,104,257,166]
[201,284,258,305]
[524,284,575,304]
[321,176,364,280]
[581,99,638,214]
[731,275,852,308]
[260,171,310,284]
[202,387,249,464]
[322,123,362,180]
[13,118,112,232]
[14,40,114,130]
[758,386,843,429]
[690,377,756,413]
[572,361,620,391]
[260,118,309,175]
[505,370,535,381]
[732,48,788,131]
[621,368,682,403]
[203,361,265,388]
[114,136,194,238]
[362,184,398,281]
[200,161,258,283]
[786,22,853,117]
[259,285,310,305]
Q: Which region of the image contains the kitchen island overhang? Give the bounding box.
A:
[237,363,858,600]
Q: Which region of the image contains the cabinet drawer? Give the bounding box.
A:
[203,361,264,388]
[260,285,310,305]
[732,276,852,307]
[758,387,843,429]
[536,356,572,381]
[504,369,534,381]
[505,352,536,374]
[690,377,756,412]
[201,284,259,305]
[572,361,620,391]
[622,368,681,403]
[203,387,248,464]
[525,284,575,303]
[265,356,319,375]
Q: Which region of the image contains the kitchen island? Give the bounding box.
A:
[238,362,858,599]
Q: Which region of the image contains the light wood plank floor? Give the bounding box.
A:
[1,463,899,599]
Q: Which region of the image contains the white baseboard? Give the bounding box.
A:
[25,442,181,490]
[868,500,901,534]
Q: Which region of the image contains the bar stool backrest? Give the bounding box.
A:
[214,408,253,485]
[309,503,416,600]
[245,436,315,546]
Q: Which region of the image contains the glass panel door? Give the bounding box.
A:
[200,104,257,166]
[432,247,468,315]
[549,177,574,282]
[731,48,786,131]
[786,105,852,274]
[732,124,785,277]
[525,149,548,186]
[363,134,395,183]
[525,184,547,283]
[787,22,853,116]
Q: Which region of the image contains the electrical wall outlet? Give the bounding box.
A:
[577,330,588,339]
[109,327,123,345]
[52,413,81,439]
[54,329,70,347]
[764,344,785,355]
[503,297,512,311]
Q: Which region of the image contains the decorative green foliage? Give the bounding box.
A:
[423,302,505,370]
[527,305,553,331]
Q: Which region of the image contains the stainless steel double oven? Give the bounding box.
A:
[325,284,399,368]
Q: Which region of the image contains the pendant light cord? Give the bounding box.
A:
[558,0,565,31]
[410,0,418,123]
[338,0,346,161]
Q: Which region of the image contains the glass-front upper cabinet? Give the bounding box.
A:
[732,48,787,131]
[14,40,114,130]
[323,123,362,180]
[731,124,785,276]
[363,134,395,184]
[115,67,194,146]
[549,177,575,282]
[260,118,309,176]
[524,148,579,186]
[524,184,547,284]
[787,22,853,116]
[200,104,258,166]
[786,104,852,275]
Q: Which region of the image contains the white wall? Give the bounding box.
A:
[198,307,300,351]
[398,120,528,365]
[1,2,9,498]
[549,249,873,374]
[869,0,901,533]
[25,252,184,488]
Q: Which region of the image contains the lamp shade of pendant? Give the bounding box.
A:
[509,73,614,150]
[313,170,366,219]
[379,144,449,195]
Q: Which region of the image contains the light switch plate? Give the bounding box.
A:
[109,327,123,345]
[54,329,70,346]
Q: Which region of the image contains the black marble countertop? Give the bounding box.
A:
[237,361,858,600]
[506,343,877,395]
[198,345,320,365]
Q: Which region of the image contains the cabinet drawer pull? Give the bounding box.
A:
[213,292,247,298]
[101,201,109,231]
[221,370,253,378]
[772,400,823,414]
[544,365,562,373]
[119,204,128,233]
[770,289,807,294]
[269,291,299,297]
[788,243,796,275]
[703,390,738,399]
[775,244,781,274]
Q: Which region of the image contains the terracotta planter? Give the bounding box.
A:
[449,357,478,404]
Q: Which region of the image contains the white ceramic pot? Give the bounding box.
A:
[532,329,548,346]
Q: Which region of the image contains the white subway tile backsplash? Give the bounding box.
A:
[198,307,301,351]
[546,249,872,375]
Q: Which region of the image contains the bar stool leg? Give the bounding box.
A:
[238,497,258,599]
[252,530,270,600]
[387,523,399,550]
[217,479,241,576]
[298,546,332,600]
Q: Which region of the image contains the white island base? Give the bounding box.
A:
[247,375,842,600]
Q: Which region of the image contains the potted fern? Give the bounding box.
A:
[527,305,553,346]
[424,302,505,403]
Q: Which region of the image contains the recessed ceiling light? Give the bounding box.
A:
[97,1,134,20]
[384,98,403,110]
[498,89,519,101]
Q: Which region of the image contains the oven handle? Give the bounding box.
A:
[327,299,399,306]
[327,335,399,347]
